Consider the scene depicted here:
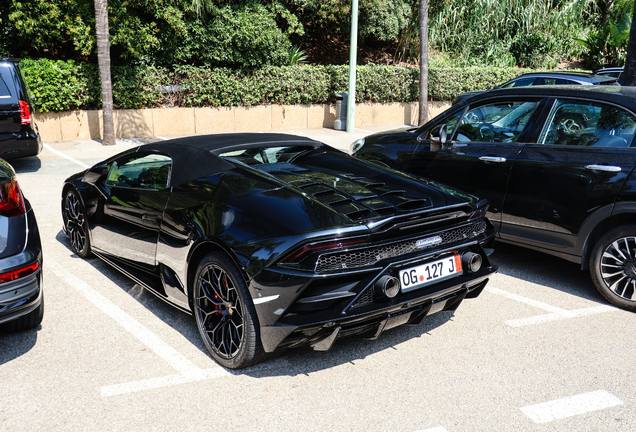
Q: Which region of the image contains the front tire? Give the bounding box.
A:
[193,252,263,369]
[63,189,92,258]
[590,225,636,311]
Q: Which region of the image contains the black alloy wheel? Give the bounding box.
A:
[63,190,92,258]
[193,252,262,369]
[590,225,636,312]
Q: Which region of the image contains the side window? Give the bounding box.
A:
[452,101,538,143]
[539,99,636,147]
[428,110,463,140]
[105,154,172,189]
[501,77,535,88]
[533,78,558,85]
[555,79,578,85]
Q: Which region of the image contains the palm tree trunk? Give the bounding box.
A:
[418,0,429,126]
[94,0,115,145]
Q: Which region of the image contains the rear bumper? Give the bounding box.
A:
[0,207,43,325]
[260,272,493,352]
[0,125,42,159]
[0,270,42,325]
[255,238,497,353]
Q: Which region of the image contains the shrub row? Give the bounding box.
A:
[20,58,559,113]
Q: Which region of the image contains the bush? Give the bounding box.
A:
[20,59,100,112]
[20,58,585,112]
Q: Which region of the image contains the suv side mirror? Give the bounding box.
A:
[82,163,108,185]
[430,124,450,152]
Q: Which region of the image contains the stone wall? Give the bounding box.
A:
[34,101,451,143]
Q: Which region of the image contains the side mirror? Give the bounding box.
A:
[430,124,450,152]
[82,163,108,185]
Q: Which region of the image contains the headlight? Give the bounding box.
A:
[350,138,365,155]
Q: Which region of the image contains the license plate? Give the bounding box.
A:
[399,254,463,293]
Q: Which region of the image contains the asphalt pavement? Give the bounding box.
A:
[1,125,635,431]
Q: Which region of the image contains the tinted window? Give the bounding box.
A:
[597,72,622,78]
[106,154,172,189]
[539,99,636,147]
[533,77,580,86]
[555,79,579,85]
[0,76,10,98]
[220,146,314,165]
[427,110,463,140]
[501,77,535,88]
[452,101,538,143]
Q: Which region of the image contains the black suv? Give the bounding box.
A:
[352,86,636,311]
[0,58,42,159]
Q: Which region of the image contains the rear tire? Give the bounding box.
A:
[590,225,636,311]
[63,189,92,258]
[193,252,263,369]
[1,297,44,332]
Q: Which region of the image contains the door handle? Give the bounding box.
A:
[479,156,507,163]
[585,164,621,173]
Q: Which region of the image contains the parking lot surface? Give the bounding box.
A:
[1,127,635,431]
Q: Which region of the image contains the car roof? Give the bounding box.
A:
[511,71,594,79]
[501,71,618,85]
[0,58,21,65]
[458,85,636,110]
[135,133,324,187]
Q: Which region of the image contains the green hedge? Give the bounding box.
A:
[20,59,581,112]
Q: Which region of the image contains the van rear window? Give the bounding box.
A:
[0,76,10,98]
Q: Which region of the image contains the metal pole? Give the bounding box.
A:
[346,0,359,133]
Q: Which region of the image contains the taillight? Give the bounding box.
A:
[19,100,31,125]
[283,239,367,264]
[0,178,26,217]
[0,261,39,284]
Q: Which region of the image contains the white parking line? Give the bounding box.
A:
[520,390,623,423]
[486,286,618,327]
[101,368,230,397]
[46,260,231,396]
[43,143,90,168]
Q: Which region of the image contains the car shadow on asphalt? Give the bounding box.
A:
[54,230,207,354]
[489,241,605,304]
[244,312,454,378]
[0,327,40,365]
[7,156,42,174]
[54,230,456,377]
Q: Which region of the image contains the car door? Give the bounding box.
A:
[501,97,636,256]
[410,97,545,230]
[90,152,172,266]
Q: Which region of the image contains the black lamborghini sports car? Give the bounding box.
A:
[62,133,497,369]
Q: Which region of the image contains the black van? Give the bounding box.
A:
[0,58,42,159]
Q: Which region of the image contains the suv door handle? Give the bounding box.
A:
[479,156,507,163]
[585,164,622,173]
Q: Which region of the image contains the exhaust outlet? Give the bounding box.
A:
[462,252,482,273]
[374,275,400,298]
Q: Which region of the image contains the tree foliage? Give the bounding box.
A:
[4,0,634,83]
[427,0,597,68]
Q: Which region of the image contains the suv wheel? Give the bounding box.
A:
[590,225,636,311]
